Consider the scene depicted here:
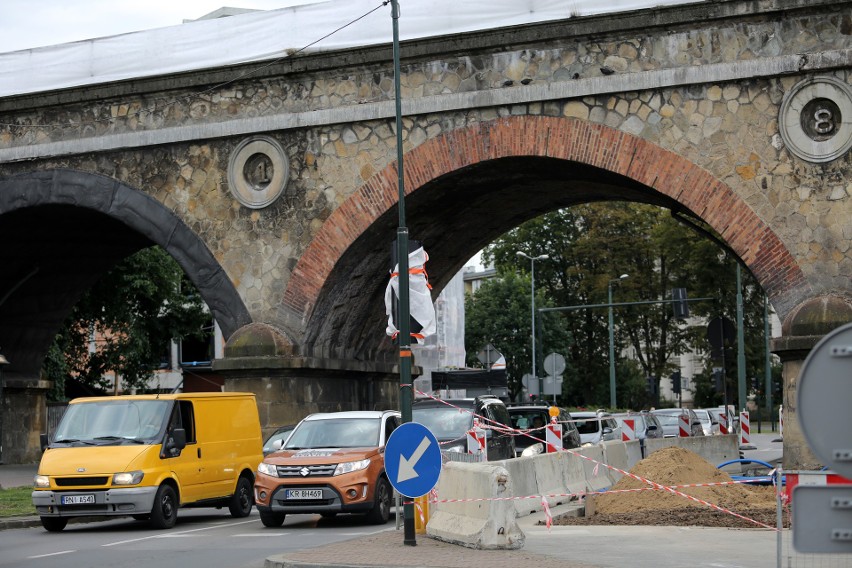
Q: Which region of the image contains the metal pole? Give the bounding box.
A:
[608,282,617,409]
[531,257,539,397]
[736,264,747,413]
[764,295,773,429]
[0,352,9,464]
[390,0,415,547]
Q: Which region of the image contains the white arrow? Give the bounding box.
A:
[397,436,432,483]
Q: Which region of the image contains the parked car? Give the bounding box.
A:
[571,410,622,445]
[412,395,516,460]
[707,406,739,433]
[254,410,400,527]
[693,408,719,436]
[262,424,297,456]
[650,408,704,437]
[506,405,581,456]
[615,411,663,440]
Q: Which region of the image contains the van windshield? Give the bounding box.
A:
[53,400,171,445]
[285,417,381,449]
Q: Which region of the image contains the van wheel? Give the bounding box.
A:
[260,511,286,527]
[150,484,178,529]
[228,476,253,518]
[40,517,68,532]
[365,478,391,525]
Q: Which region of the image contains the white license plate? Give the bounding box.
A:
[61,494,95,505]
[285,489,322,500]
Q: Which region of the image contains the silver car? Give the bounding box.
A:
[650,408,705,437]
[572,410,622,445]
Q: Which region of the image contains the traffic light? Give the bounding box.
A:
[670,371,682,394]
[713,369,725,393]
[672,288,689,319]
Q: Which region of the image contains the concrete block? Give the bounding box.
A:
[427,461,524,549]
[558,449,588,498]
[499,456,541,517]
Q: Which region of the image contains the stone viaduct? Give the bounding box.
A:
[0,0,850,464]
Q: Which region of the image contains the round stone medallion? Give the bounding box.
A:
[779,76,852,163]
[228,136,289,208]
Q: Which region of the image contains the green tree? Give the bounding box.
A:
[483,202,773,410]
[464,272,571,402]
[44,246,210,397]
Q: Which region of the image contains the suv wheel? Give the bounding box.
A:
[260,510,286,527]
[365,478,391,524]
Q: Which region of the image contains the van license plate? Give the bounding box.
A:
[61,494,95,505]
[285,489,322,500]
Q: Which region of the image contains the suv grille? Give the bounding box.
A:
[276,464,337,477]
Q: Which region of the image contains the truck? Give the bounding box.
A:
[32,392,264,531]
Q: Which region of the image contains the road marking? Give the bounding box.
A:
[232,532,289,537]
[28,550,76,559]
[102,518,258,547]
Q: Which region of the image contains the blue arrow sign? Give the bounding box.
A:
[384,422,442,498]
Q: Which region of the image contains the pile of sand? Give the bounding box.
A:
[553,446,781,528]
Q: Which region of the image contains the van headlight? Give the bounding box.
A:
[258,462,279,477]
[112,471,144,485]
[521,443,544,457]
[34,475,50,488]
[443,443,465,453]
[334,459,370,476]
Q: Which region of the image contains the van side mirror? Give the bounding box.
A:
[168,428,187,451]
[646,424,657,431]
[40,433,49,452]
[602,427,613,435]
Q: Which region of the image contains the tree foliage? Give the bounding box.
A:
[44,246,210,397]
[472,202,773,410]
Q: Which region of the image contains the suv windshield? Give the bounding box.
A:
[412,406,472,439]
[285,417,380,449]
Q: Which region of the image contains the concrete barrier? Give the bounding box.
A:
[577,445,612,492]
[625,440,643,470]
[558,449,588,498]
[601,440,629,483]
[644,434,739,466]
[427,461,524,549]
[497,456,541,517]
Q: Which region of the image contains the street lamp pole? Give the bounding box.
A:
[0,351,9,464]
[517,252,549,397]
[607,274,629,409]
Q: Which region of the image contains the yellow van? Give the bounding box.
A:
[32,392,263,532]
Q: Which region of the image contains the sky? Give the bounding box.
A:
[0,0,311,53]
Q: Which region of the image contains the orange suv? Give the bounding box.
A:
[254,410,400,527]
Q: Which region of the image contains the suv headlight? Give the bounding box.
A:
[444,443,465,453]
[257,462,279,477]
[112,471,144,485]
[334,459,371,476]
[34,475,50,488]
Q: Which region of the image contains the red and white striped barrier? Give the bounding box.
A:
[785,470,852,503]
[739,411,750,446]
[718,412,729,435]
[467,419,487,461]
[678,413,690,437]
[545,419,562,453]
[621,418,636,441]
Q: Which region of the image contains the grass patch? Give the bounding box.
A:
[0,486,36,517]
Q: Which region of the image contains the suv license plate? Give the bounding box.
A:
[61,494,95,505]
[285,489,322,500]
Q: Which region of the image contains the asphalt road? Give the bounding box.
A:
[0,509,394,568]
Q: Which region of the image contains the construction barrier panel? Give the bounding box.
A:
[678,413,690,437]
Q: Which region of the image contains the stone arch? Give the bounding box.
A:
[284,115,810,359]
[0,168,251,378]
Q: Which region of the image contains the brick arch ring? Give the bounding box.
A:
[284,115,809,322]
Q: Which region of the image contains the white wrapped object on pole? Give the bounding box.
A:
[385,246,436,344]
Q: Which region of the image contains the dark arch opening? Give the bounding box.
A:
[0,169,251,379]
[302,156,690,362]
